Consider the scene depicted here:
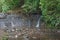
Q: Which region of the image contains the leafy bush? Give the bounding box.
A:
[21,0,40,13]
[40,0,60,29]
[0,0,40,13]
[0,0,20,12]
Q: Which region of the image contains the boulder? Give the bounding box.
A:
[0,13,7,19]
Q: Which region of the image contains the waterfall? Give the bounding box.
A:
[36,16,40,28]
[11,21,15,27]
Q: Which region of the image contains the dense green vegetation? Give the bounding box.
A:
[21,0,40,13]
[0,0,20,12]
[0,0,40,13]
[40,0,60,29]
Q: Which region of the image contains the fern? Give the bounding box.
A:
[40,0,60,29]
[0,0,20,13]
[21,0,40,13]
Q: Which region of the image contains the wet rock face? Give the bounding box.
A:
[0,13,30,30]
[0,13,7,19]
[0,12,41,29]
[29,13,40,28]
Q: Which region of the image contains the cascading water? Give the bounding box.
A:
[29,13,41,28]
[36,17,40,28]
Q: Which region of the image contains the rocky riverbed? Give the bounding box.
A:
[0,13,60,40]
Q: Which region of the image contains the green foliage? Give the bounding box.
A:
[2,36,8,40]
[40,0,60,29]
[0,0,20,12]
[21,0,40,13]
[0,0,40,13]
